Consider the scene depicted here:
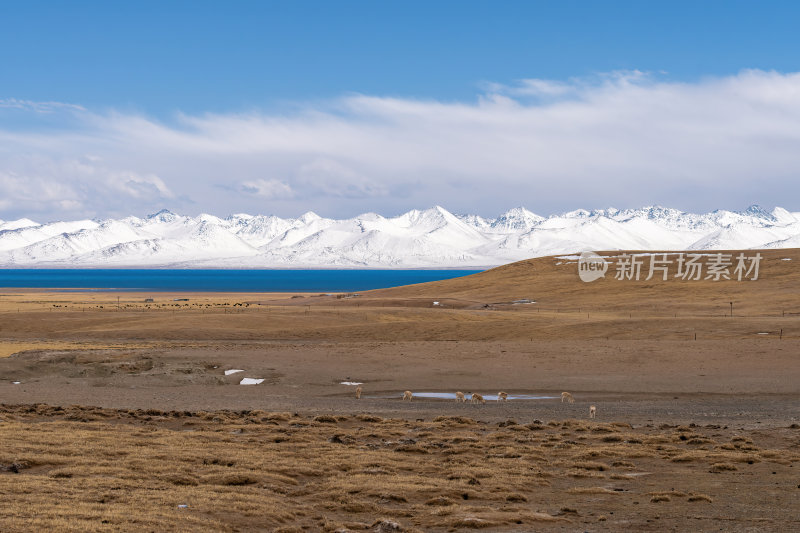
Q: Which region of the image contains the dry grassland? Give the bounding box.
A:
[1,404,799,532]
[1,250,799,531]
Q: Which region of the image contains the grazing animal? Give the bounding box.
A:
[402,390,413,401]
[355,386,362,399]
[471,393,486,404]
[561,392,575,404]
[455,391,466,403]
[589,405,596,419]
[497,391,508,402]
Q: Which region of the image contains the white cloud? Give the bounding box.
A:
[240,178,294,199]
[0,98,86,113]
[294,159,388,199]
[0,156,174,219]
[0,171,84,214]
[2,69,800,220]
[109,171,174,199]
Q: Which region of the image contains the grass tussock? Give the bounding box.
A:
[356,414,384,423]
[571,461,609,471]
[433,415,477,425]
[450,516,499,528]
[671,453,703,463]
[264,412,292,421]
[710,462,738,472]
[567,487,619,495]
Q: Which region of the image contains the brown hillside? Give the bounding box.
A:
[366,248,800,317]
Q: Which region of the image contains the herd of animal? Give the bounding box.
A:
[353,386,597,418]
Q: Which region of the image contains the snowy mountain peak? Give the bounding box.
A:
[393,206,457,228]
[493,207,545,230]
[353,212,385,222]
[409,205,455,223]
[626,205,683,219]
[298,211,322,224]
[194,213,225,225]
[147,209,179,223]
[740,204,776,222]
[504,206,538,218]
[1,205,798,268]
[771,207,798,225]
[0,218,40,231]
[428,205,460,222]
[456,213,492,231]
[563,208,591,218]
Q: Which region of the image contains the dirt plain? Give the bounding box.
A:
[0,249,799,531]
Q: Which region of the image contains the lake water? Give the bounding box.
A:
[0,269,481,292]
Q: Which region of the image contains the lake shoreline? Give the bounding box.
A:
[0,268,483,292]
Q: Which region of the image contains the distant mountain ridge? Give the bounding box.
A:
[0,205,798,268]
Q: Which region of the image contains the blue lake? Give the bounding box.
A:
[0,269,482,292]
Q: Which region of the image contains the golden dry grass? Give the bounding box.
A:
[369,248,800,316]
[0,405,798,531]
[0,341,157,359]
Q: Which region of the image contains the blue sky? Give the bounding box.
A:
[3,1,798,114]
[2,1,800,220]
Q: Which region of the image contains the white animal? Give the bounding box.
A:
[497,391,508,402]
[455,391,466,403]
[355,386,362,399]
[471,393,486,404]
[561,391,575,404]
[589,405,596,419]
[403,390,413,401]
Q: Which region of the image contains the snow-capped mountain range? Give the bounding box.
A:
[0,205,799,268]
